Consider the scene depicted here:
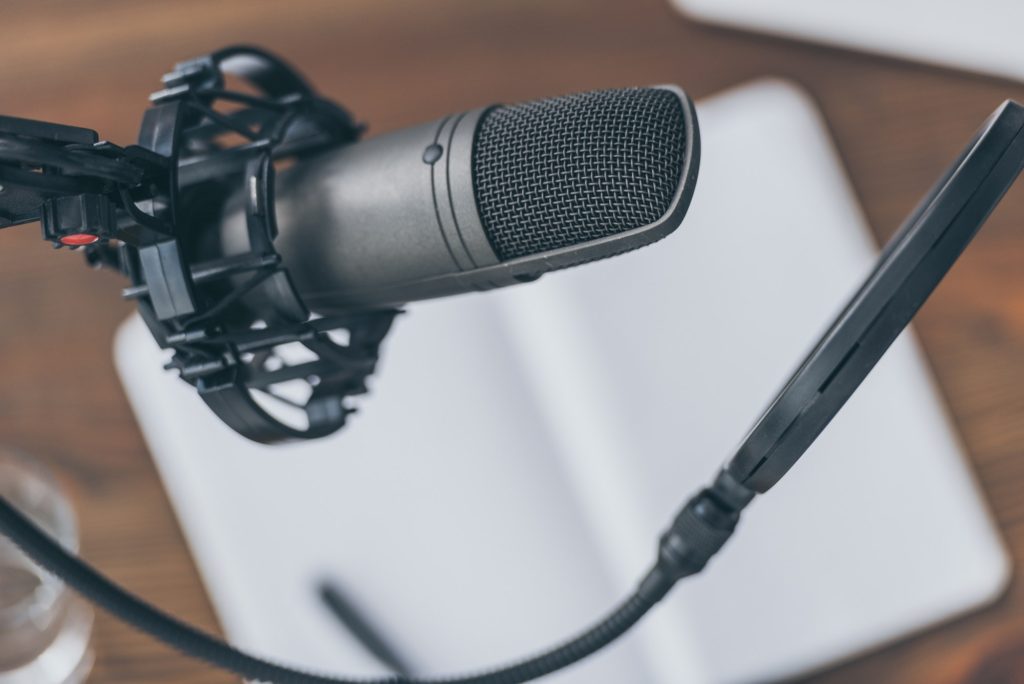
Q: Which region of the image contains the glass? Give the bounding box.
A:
[0,449,93,684]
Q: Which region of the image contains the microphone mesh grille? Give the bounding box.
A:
[472,87,687,261]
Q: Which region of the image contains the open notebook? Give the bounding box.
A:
[114,79,1010,683]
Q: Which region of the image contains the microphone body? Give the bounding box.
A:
[221,86,700,314]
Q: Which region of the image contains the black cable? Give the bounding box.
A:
[0,495,650,684]
[0,472,749,683]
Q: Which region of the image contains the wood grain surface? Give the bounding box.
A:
[2,1,1024,682]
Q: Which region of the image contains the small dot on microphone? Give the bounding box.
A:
[422,143,443,164]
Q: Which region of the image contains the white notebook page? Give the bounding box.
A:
[115,79,1009,684]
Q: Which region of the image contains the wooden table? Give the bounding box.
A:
[3,1,1024,681]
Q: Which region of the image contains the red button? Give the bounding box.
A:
[59,234,100,246]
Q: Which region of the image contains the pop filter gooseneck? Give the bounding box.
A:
[0,470,751,684]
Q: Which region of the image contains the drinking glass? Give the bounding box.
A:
[0,449,93,684]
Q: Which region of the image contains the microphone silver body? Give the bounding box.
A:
[221,86,700,314]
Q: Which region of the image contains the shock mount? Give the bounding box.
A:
[0,46,397,443]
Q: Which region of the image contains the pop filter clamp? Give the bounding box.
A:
[0,45,395,444]
[1,47,1023,684]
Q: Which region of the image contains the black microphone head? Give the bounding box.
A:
[263,85,699,313]
[473,87,699,262]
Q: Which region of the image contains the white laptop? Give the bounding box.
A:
[672,0,1024,83]
[114,79,1010,683]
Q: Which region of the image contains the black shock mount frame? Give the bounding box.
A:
[0,46,397,443]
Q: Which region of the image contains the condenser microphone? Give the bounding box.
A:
[0,48,702,441]
[219,86,700,313]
